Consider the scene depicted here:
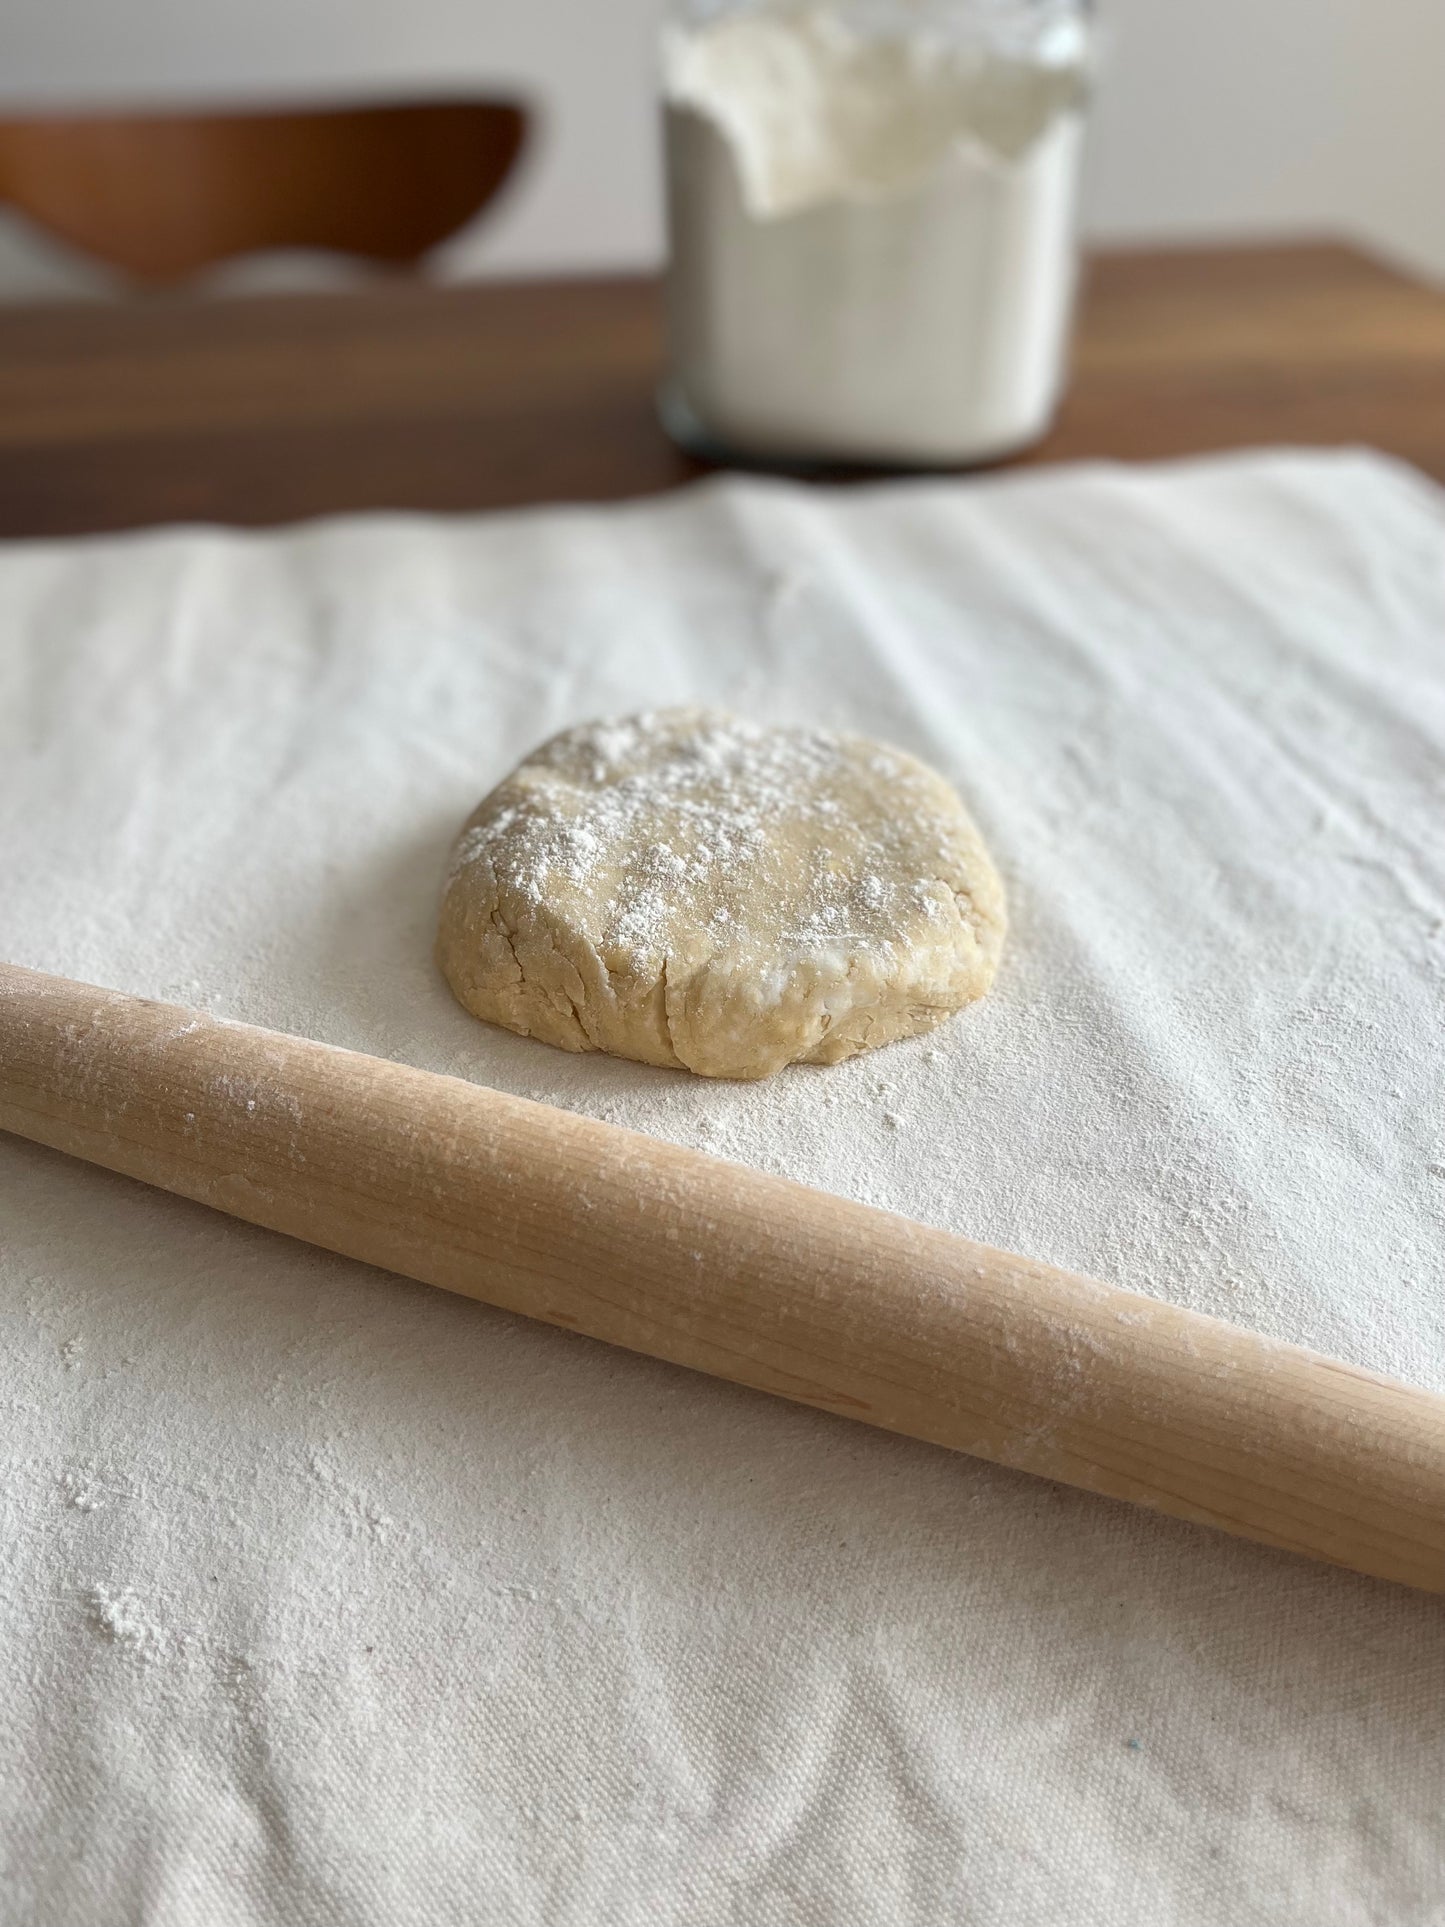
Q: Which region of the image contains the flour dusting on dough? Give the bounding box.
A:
[437,708,1004,1080]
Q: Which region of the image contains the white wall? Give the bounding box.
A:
[1085,0,1445,278]
[0,0,1441,295]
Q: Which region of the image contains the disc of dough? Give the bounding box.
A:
[436,708,1005,1080]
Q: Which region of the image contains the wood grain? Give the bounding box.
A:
[0,243,1441,536]
[3,960,1444,1594]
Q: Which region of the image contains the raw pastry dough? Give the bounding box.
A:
[436,708,1004,1079]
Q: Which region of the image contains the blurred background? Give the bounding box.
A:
[1,0,1442,299]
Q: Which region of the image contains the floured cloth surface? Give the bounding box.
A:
[1,450,1442,1927]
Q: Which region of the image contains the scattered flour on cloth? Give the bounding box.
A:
[0,449,1443,1926]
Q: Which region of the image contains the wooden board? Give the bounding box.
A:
[0,242,1441,536]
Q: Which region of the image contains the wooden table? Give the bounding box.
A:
[0,242,1442,538]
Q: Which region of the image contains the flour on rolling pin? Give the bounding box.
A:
[5,959,1445,1594]
[435,708,1006,1080]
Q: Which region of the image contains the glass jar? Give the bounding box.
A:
[660,0,1094,467]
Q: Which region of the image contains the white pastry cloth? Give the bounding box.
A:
[1,449,1442,1926]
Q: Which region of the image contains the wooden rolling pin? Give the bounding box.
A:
[2,960,1442,1593]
